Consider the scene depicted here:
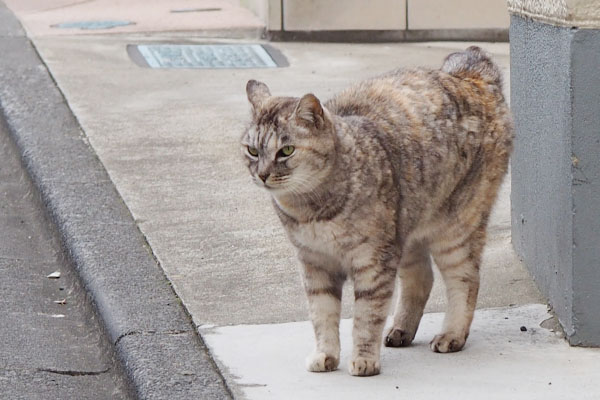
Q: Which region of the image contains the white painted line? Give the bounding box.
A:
[201,304,600,400]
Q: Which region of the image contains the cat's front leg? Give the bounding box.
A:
[350,263,396,376]
[301,260,344,372]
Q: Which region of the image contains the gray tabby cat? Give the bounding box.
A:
[241,46,512,376]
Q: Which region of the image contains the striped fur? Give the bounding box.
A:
[241,47,513,376]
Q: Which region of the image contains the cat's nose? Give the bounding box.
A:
[259,173,270,183]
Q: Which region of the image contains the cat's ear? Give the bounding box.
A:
[246,80,271,112]
[295,94,324,128]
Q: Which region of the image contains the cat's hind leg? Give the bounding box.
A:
[301,260,345,372]
[385,242,433,347]
[429,224,485,353]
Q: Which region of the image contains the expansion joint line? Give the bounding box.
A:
[114,329,192,345]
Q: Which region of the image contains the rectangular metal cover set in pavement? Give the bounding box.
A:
[130,44,280,69]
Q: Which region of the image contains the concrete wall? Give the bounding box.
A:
[510,15,575,339]
[510,14,600,346]
[569,30,600,345]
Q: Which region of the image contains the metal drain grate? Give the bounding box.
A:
[128,44,283,69]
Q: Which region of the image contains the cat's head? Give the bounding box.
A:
[241,80,336,195]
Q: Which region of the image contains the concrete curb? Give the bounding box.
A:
[0,3,232,399]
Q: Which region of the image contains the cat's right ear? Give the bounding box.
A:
[246,80,271,113]
[294,93,324,129]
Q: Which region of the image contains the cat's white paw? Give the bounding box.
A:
[430,332,467,353]
[348,357,380,376]
[305,352,339,372]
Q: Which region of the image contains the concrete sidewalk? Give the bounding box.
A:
[1,0,598,399]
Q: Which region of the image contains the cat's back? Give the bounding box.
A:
[326,68,445,125]
[326,48,512,167]
[327,66,507,136]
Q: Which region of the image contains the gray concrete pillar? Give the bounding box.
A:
[509,0,600,346]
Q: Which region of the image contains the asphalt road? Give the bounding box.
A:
[0,120,132,399]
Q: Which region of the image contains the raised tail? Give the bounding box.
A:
[441,46,503,88]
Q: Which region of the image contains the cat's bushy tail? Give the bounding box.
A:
[441,46,502,88]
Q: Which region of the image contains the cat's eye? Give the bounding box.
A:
[247,146,259,157]
[278,145,295,158]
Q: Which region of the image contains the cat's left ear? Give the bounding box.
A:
[295,93,324,129]
[246,80,271,112]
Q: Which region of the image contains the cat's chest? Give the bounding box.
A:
[288,220,357,260]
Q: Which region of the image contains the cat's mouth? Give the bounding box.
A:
[255,178,277,191]
[256,176,287,191]
[264,182,285,191]
[261,181,287,192]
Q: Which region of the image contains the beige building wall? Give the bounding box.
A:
[283,0,406,30]
[239,0,282,30]
[409,0,509,29]
[239,0,510,33]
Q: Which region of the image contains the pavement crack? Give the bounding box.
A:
[114,329,192,345]
[37,367,110,376]
[164,329,190,335]
[114,330,142,345]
